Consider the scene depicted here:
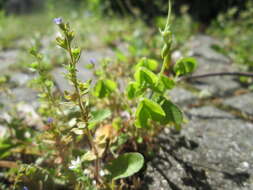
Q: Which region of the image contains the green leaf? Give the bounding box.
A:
[88,109,111,129]
[104,79,117,91]
[56,37,67,49]
[152,75,176,93]
[0,139,20,159]
[136,58,159,71]
[93,80,106,98]
[93,80,102,97]
[126,82,139,99]
[160,75,175,90]
[173,57,197,76]
[134,67,158,87]
[135,101,150,128]
[160,98,183,125]
[135,98,166,128]
[106,153,144,180]
[30,61,39,70]
[143,98,166,121]
[85,63,95,69]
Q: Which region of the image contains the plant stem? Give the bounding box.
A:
[111,180,115,190]
[180,71,253,81]
[45,86,66,117]
[158,0,172,80]
[65,38,101,184]
[165,0,172,30]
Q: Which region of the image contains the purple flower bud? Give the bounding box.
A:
[89,58,96,64]
[54,17,63,25]
[47,117,53,124]
[23,187,29,190]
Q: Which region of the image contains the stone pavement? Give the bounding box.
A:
[144,35,253,190]
[0,35,253,189]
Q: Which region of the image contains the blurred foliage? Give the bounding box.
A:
[0,0,251,24]
[95,0,250,24]
[208,1,253,72]
[0,0,42,14]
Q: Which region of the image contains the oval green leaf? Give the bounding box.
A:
[143,98,166,121]
[106,152,144,180]
[161,98,183,125]
[134,67,158,87]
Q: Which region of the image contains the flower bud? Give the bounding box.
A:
[54,17,65,31]
[67,31,75,42]
[162,30,172,44]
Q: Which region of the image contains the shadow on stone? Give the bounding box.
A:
[185,112,240,120]
[222,172,250,187]
[158,137,211,190]
[144,134,251,190]
[150,163,182,190]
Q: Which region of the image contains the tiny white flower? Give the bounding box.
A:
[99,170,105,177]
[69,157,81,170]
[83,169,90,175]
[68,118,77,127]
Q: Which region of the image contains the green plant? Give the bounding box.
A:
[0,2,197,189]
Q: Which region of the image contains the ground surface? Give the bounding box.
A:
[144,35,253,190]
[0,34,252,190]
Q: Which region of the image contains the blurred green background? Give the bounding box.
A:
[0,0,253,70]
[0,0,250,23]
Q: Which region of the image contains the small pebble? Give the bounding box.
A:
[241,161,250,169]
[237,161,250,171]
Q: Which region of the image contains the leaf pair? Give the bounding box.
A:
[173,57,197,76]
[126,66,158,99]
[135,97,183,128]
[135,57,158,71]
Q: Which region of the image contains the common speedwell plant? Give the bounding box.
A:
[5,2,197,190]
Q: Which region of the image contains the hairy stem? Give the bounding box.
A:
[66,38,101,184]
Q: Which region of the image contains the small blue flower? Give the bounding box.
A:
[23,186,29,190]
[89,58,96,64]
[54,17,63,25]
[47,117,53,124]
